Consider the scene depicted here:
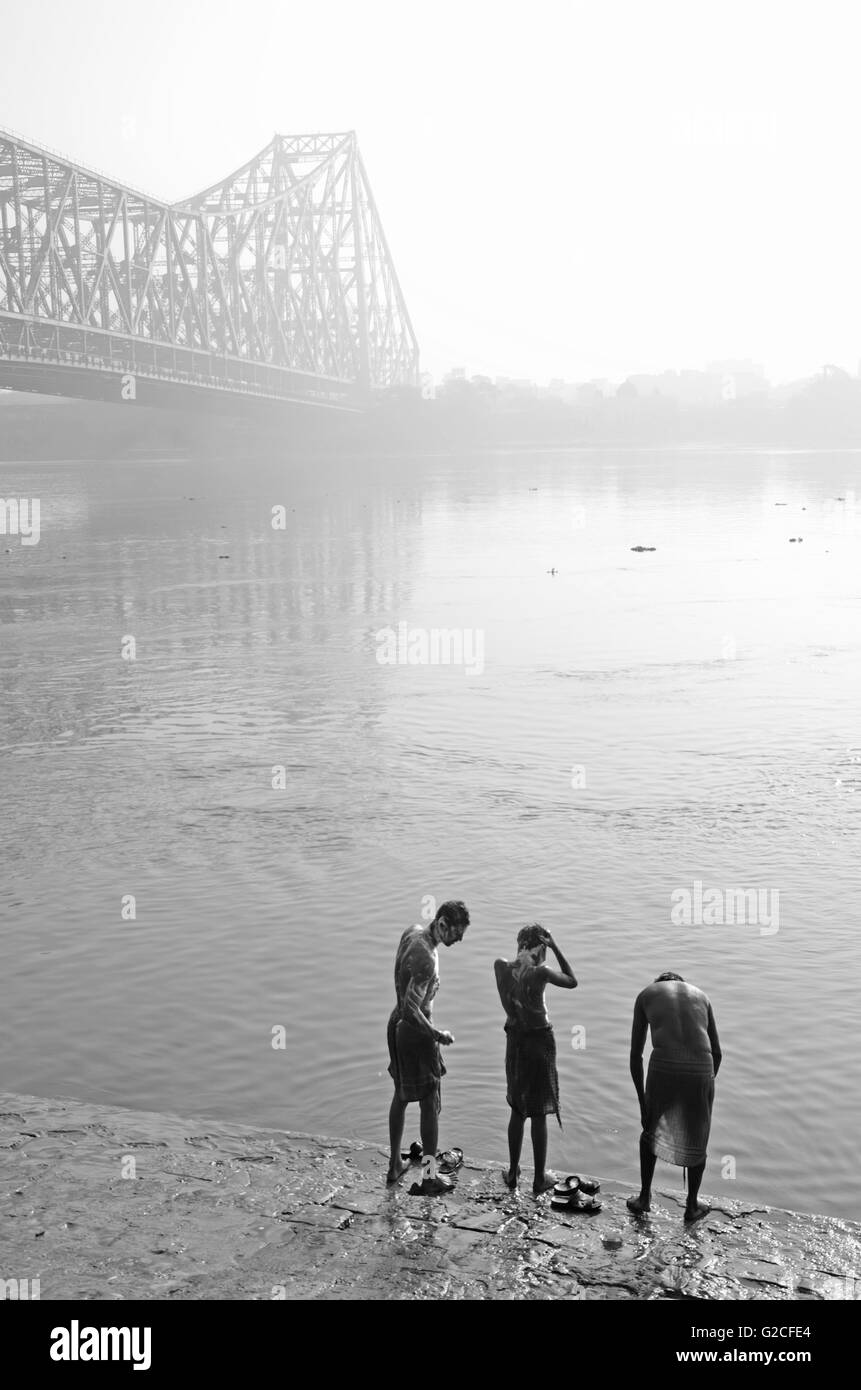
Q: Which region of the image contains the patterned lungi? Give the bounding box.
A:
[505,1022,561,1125]
[387,1009,445,1109]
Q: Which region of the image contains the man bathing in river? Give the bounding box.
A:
[494,924,577,1194]
[386,901,470,1194]
[628,972,722,1223]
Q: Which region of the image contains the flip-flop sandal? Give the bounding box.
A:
[569,1195,602,1214]
[400,1141,423,1163]
[408,1174,454,1196]
[436,1147,464,1174]
[552,1174,601,1198]
[551,1192,603,1214]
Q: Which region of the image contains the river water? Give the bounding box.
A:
[1,443,859,1218]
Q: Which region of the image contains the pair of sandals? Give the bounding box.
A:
[550,1174,602,1214]
[400,1141,464,1174]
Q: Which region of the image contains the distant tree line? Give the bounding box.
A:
[4,366,861,460]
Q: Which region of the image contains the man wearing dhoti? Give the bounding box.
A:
[628,972,722,1223]
[385,901,470,1194]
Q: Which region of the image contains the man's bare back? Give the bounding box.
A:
[633,979,717,1059]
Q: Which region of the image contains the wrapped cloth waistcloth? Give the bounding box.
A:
[505,1022,561,1126]
[387,1009,445,1108]
[641,1051,715,1167]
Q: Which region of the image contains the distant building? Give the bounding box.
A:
[626,370,718,404]
[575,378,613,404]
[705,359,768,399]
[494,376,538,399]
[706,358,766,379]
[625,362,768,405]
[545,378,581,402]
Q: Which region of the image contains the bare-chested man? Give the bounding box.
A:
[628,971,722,1223]
[386,901,470,1195]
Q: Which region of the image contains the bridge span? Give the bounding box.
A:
[0,128,418,416]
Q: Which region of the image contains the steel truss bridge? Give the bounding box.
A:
[0,128,419,415]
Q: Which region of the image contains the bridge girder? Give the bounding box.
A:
[0,128,419,405]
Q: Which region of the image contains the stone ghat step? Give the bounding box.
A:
[1,1091,858,1301]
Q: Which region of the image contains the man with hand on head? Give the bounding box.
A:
[386,900,470,1194]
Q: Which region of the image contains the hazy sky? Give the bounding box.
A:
[1,0,858,385]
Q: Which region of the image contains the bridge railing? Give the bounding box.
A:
[0,316,362,408]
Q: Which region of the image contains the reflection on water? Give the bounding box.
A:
[1,446,860,1218]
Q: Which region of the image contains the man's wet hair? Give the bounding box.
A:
[655,971,685,983]
[517,922,547,953]
[436,900,470,933]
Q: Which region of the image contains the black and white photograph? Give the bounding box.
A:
[1,0,859,1348]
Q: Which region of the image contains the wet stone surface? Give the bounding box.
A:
[1,1092,859,1300]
